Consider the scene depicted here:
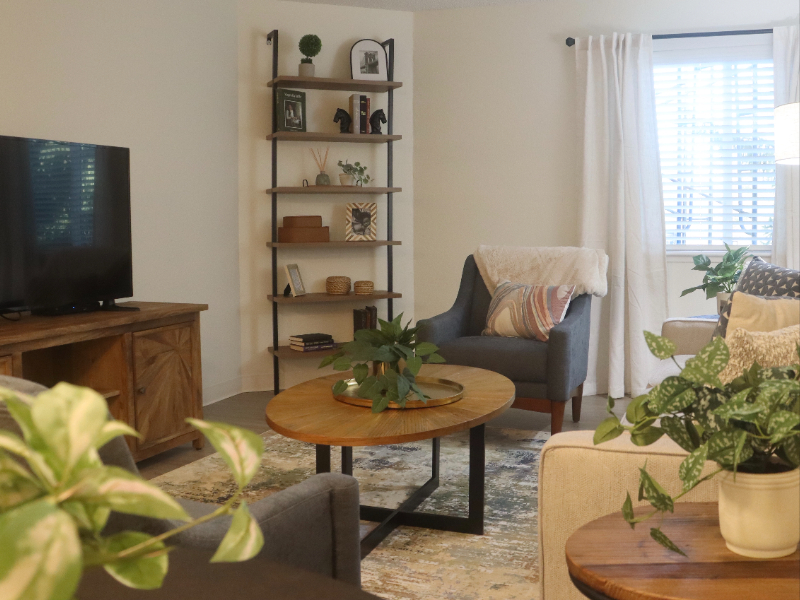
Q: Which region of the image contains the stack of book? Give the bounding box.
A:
[289,333,336,353]
[353,306,378,335]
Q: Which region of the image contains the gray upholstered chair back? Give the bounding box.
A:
[463,256,493,336]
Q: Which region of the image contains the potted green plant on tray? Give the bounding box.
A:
[298,34,321,77]
[319,313,445,412]
[338,159,370,187]
[0,383,265,600]
[594,332,800,558]
[681,244,753,314]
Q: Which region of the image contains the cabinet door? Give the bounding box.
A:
[133,323,199,450]
[0,355,11,376]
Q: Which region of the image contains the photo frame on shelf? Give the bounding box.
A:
[284,263,306,296]
[345,202,377,241]
[276,89,306,132]
[350,39,388,81]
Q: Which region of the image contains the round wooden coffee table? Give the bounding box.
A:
[566,502,800,600]
[266,364,515,557]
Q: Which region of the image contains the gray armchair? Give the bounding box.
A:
[0,375,361,587]
[417,255,592,434]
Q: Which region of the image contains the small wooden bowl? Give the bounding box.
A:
[326,276,351,295]
[354,280,374,295]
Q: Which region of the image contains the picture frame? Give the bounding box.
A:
[284,263,306,296]
[276,89,306,132]
[350,39,388,81]
[345,202,377,241]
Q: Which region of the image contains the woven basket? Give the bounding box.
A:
[326,276,351,295]
[354,280,374,295]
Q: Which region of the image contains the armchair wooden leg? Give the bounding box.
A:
[572,383,584,423]
[550,401,565,435]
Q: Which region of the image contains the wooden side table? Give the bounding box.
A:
[566,502,800,600]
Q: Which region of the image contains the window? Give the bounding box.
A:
[653,35,774,250]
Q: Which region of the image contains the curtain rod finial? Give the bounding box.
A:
[566,37,576,47]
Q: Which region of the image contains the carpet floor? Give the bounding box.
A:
[151,426,549,600]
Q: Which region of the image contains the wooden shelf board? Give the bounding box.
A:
[266,186,400,195]
[266,131,401,144]
[267,76,402,93]
[268,291,401,304]
[266,241,401,249]
[269,344,344,359]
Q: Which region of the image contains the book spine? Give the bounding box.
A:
[367,305,378,329]
[360,96,368,133]
[364,306,372,330]
[292,340,334,347]
[353,308,367,336]
[290,344,335,352]
[350,94,359,134]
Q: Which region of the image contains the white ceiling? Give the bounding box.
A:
[284,0,538,12]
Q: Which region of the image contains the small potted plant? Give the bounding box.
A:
[319,313,445,412]
[0,383,265,600]
[337,159,370,187]
[594,332,800,558]
[298,34,321,77]
[681,244,753,314]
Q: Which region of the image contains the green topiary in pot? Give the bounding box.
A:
[319,313,445,413]
[594,332,800,556]
[0,383,265,600]
[298,34,322,64]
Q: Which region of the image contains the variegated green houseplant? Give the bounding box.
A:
[0,383,265,600]
[594,332,800,557]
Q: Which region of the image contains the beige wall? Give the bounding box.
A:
[237,1,414,391]
[413,0,799,330]
[0,0,241,403]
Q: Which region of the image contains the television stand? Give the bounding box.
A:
[0,302,208,461]
[101,299,140,312]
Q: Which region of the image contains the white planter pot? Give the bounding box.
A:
[718,468,800,558]
[339,173,355,186]
[298,62,315,77]
[716,291,731,315]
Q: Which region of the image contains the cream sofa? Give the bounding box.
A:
[537,431,719,600]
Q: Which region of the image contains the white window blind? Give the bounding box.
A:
[653,34,775,250]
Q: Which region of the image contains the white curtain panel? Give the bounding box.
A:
[576,33,668,398]
[772,25,800,270]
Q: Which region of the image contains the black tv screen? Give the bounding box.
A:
[0,136,132,312]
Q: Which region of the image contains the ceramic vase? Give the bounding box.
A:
[716,291,731,315]
[315,171,330,186]
[339,173,356,186]
[718,468,800,558]
[298,62,315,77]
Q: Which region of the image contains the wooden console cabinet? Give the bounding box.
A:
[0,302,208,461]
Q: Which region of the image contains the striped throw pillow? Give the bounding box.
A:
[482,281,575,342]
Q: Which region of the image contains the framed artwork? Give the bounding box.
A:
[284,263,306,296]
[276,89,306,132]
[350,39,388,81]
[345,203,377,241]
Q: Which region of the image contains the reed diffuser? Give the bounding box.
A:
[310,146,330,186]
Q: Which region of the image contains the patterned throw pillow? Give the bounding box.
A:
[718,325,800,384]
[713,257,800,338]
[482,281,574,342]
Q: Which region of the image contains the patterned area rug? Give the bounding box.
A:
[151,427,548,600]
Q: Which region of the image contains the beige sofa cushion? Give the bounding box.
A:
[538,431,718,600]
[726,293,800,335]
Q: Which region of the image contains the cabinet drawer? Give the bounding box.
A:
[0,355,12,376]
[133,323,199,449]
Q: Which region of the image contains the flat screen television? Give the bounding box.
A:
[0,135,133,314]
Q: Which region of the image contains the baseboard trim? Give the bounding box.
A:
[203,377,243,405]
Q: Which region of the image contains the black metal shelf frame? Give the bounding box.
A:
[266,30,396,393]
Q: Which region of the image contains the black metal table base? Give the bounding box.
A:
[315,424,486,559]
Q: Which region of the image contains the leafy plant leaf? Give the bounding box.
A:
[692,336,730,376]
[332,380,349,395]
[643,331,677,360]
[318,351,345,369]
[332,356,353,371]
[630,426,664,446]
[680,361,722,389]
[650,527,687,557]
[103,531,168,589]
[74,466,190,521]
[707,430,753,467]
[647,377,692,414]
[660,416,695,452]
[211,502,264,563]
[372,395,391,413]
[406,356,422,376]
[0,500,82,600]
[414,342,439,357]
[767,410,800,444]
[94,421,141,449]
[622,492,635,529]
[186,420,264,489]
[638,468,674,512]
[426,353,446,364]
[352,363,369,385]
[0,451,44,511]
[593,416,624,445]
[678,444,708,491]
[626,394,654,425]
[781,434,800,467]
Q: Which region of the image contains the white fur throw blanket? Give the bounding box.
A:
[474,245,609,297]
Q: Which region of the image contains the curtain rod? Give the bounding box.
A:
[565,28,773,47]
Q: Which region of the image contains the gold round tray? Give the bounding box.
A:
[333,376,464,409]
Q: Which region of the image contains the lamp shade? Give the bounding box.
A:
[775,102,800,165]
